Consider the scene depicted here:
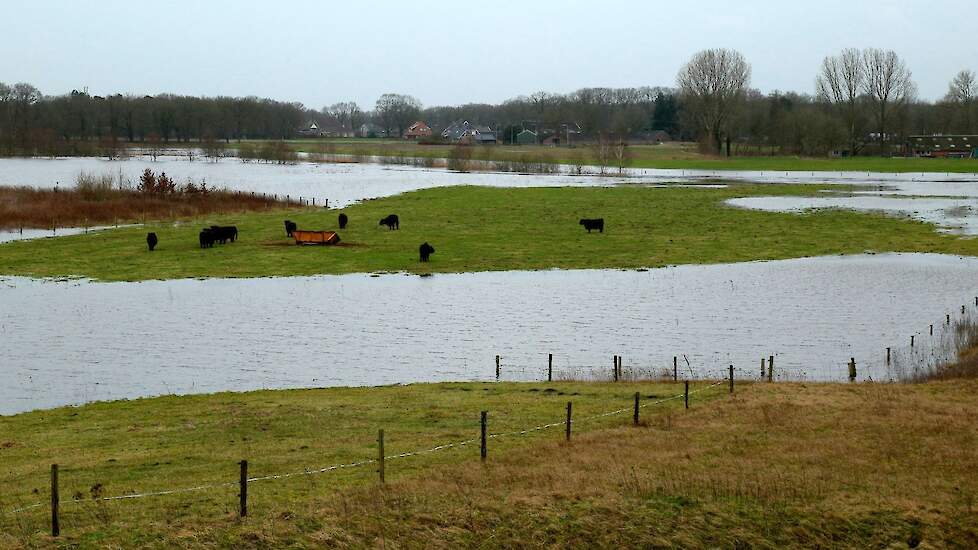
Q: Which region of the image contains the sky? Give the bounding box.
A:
[1,1,971,109]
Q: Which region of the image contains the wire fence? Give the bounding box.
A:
[1,379,726,533]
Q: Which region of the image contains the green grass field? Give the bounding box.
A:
[0,380,715,547]
[2,380,975,547]
[1,184,976,282]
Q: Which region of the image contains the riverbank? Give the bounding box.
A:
[3,184,977,281]
[1,379,975,548]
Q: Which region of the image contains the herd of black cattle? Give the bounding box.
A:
[144,214,605,262]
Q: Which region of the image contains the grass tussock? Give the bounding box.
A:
[2,381,974,547]
[0,170,290,230]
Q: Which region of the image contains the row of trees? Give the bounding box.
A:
[2,47,976,157]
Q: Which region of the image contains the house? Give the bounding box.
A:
[296,121,327,138]
[404,121,432,140]
[441,120,496,144]
[906,135,978,158]
[515,129,538,145]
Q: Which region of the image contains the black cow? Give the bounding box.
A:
[419,242,435,262]
[338,213,348,229]
[579,218,604,233]
[199,229,215,248]
[210,225,238,244]
[379,214,399,230]
[284,220,297,237]
[146,232,158,251]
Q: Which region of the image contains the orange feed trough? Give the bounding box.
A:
[292,230,341,245]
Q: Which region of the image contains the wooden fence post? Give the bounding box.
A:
[495,355,500,380]
[565,402,572,441]
[673,356,678,381]
[239,460,248,518]
[613,355,619,382]
[51,464,59,537]
[729,365,734,394]
[684,381,689,409]
[378,430,385,483]
[768,356,774,382]
[548,354,553,382]
[847,358,857,382]
[480,411,487,462]
[633,392,640,426]
[947,314,951,325]
[911,335,915,348]
[930,324,934,336]
[886,347,891,365]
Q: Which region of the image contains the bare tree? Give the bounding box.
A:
[375,93,422,137]
[676,48,751,154]
[816,48,866,155]
[327,101,362,136]
[862,49,915,154]
[945,70,976,133]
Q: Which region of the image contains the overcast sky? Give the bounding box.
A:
[1,1,970,109]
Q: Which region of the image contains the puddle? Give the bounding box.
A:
[2,253,976,415]
[726,196,978,234]
[0,224,141,244]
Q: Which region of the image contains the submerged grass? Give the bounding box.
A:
[2,380,976,547]
[2,184,978,281]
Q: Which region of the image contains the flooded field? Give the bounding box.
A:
[3,253,976,415]
[2,156,978,209]
[727,195,978,235]
[0,224,141,244]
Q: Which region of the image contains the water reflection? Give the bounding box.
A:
[2,253,976,415]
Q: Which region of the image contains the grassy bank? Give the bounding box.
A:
[2,380,975,547]
[2,184,978,281]
[261,139,978,174]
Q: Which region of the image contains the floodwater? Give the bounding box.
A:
[3,156,978,208]
[0,224,141,244]
[727,196,978,235]
[3,253,977,415]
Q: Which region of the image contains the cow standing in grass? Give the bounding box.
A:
[284,220,297,237]
[338,213,348,229]
[579,218,604,233]
[419,242,435,262]
[146,232,158,251]
[199,229,215,248]
[379,214,399,230]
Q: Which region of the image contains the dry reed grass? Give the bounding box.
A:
[0,178,289,231]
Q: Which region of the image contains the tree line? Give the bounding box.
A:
[2,47,975,157]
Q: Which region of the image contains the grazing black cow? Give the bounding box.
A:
[146,232,158,251]
[284,220,297,237]
[379,214,399,230]
[338,213,348,229]
[419,242,435,262]
[209,225,238,244]
[199,229,215,248]
[579,218,604,233]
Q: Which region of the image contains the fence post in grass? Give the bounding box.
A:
[848,358,857,382]
[480,411,487,462]
[378,429,385,483]
[760,357,766,379]
[565,402,572,441]
[634,392,640,425]
[768,356,774,382]
[50,464,59,537]
[886,347,891,365]
[548,353,553,382]
[930,324,934,336]
[673,356,678,381]
[911,335,915,348]
[947,314,951,325]
[613,355,619,382]
[495,355,500,380]
[729,365,734,394]
[962,305,966,315]
[684,381,690,409]
[239,460,248,518]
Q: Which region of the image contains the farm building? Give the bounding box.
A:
[403,121,432,140]
[906,135,978,158]
[441,120,496,144]
[515,129,537,145]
